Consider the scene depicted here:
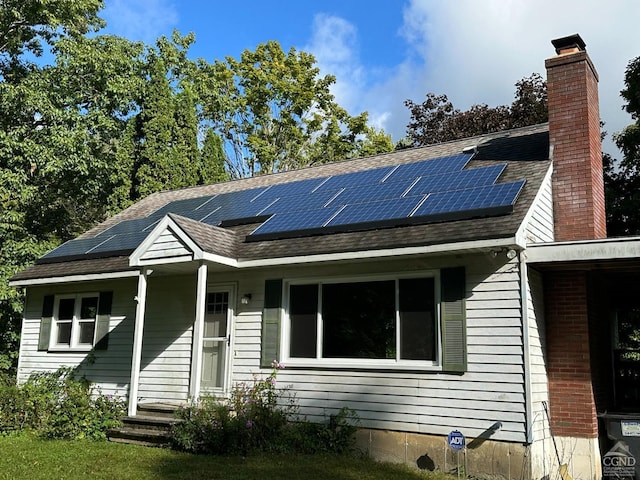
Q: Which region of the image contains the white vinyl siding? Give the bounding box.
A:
[17,279,137,398]
[139,228,192,262]
[526,267,550,441]
[231,255,527,443]
[524,173,554,244]
[136,274,195,403]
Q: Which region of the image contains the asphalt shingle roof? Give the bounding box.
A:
[11,123,551,282]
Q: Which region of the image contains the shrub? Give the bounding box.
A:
[0,368,125,440]
[172,361,359,455]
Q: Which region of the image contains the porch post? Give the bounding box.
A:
[189,261,208,401]
[128,268,149,416]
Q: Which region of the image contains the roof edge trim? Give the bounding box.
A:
[236,236,523,268]
[9,269,140,287]
[129,215,203,267]
[525,237,640,263]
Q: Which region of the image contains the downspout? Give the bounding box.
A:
[519,250,534,444]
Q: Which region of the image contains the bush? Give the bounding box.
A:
[0,367,125,440]
[172,362,359,456]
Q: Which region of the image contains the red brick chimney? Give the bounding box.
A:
[545,34,606,241]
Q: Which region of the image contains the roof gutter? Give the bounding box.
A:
[234,236,525,268]
[11,236,526,286]
[9,269,140,287]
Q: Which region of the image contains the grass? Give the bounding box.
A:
[0,435,455,480]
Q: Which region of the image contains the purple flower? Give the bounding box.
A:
[271,360,285,369]
[246,420,253,428]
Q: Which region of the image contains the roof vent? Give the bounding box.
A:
[551,34,586,55]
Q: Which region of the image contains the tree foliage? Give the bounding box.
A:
[404,73,548,146]
[198,40,392,178]
[0,8,391,378]
[606,56,640,236]
[0,0,104,63]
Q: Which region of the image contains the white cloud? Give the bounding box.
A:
[305,14,414,138]
[306,1,640,154]
[389,0,640,154]
[305,15,365,114]
[102,0,179,44]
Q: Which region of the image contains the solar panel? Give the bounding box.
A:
[258,190,339,215]
[327,179,415,206]
[253,178,327,200]
[194,188,271,225]
[405,164,506,197]
[151,195,218,219]
[38,151,528,259]
[87,231,151,255]
[94,217,161,237]
[250,207,343,238]
[327,196,424,227]
[314,166,395,192]
[383,153,472,183]
[412,180,526,218]
[40,237,111,261]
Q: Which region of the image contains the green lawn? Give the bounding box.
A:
[0,436,454,480]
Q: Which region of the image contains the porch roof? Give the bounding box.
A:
[526,236,640,271]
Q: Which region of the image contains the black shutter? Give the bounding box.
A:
[94,291,113,350]
[441,267,467,372]
[261,279,283,368]
[38,295,55,351]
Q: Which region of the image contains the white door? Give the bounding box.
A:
[200,289,232,391]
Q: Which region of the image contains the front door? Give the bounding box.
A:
[200,288,233,392]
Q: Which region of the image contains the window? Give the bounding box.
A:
[285,274,438,367]
[51,294,99,349]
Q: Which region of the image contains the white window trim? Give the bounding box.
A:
[49,292,99,352]
[282,271,443,371]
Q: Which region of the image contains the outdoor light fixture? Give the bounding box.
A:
[490,248,518,260]
[241,294,252,305]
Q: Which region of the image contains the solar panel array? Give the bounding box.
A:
[40,152,526,262]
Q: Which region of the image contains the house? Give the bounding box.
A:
[10,34,640,479]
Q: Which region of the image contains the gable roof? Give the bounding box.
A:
[10,123,551,283]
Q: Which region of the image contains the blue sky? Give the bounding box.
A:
[101,0,640,156]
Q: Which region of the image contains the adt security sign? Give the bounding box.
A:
[448,430,466,451]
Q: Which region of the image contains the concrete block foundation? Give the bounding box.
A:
[355,428,531,479]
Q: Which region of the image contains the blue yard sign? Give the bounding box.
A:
[448,430,466,451]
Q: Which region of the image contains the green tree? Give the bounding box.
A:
[0,0,108,379]
[200,129,229,184]
[404,73,548,146]
[0,0,104,62]
[130,33,210,198]
[132,54,178,198]
[198,40,392,178]
[607,56,640,236]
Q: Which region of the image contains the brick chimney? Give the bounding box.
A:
[545,34,606,241]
